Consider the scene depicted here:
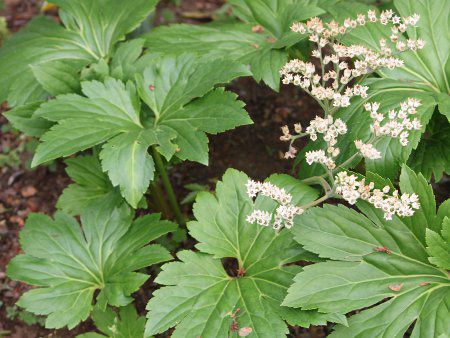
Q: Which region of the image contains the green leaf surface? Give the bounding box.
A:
[78,304,145,338]
[7,199,176,329]
[31,60,82,96]
[57,155,123,216]
[33,55,251,205]
[408,113,450,181]
[426,217,450,270]
[0,16,93,105]
[54,0,158,58]
[136,55,252,164]
[145,169,344,337]
[285,166,450,338]
[100,131,156,208]
[0,0,158,105]
[143,2,324,90]
[4,102,53,137]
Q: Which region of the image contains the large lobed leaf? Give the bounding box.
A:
[145,169,346,337]
[143,1,325,90]
[0,0,159,106]
[32,55,252,207]
[7,199,176,329]
[284,166,450,338]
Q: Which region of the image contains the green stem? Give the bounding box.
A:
[301,175,331,193]
[151,146,186,226]
[149,181,172,218]
[301,192,333,210]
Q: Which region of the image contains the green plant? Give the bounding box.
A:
[2,0,449,336]
[145,169,346,337]
[284,167,450,337]
[7,198,176,329]
[77,304,145,338]
[296,0,450,181]
[143,0,329,90]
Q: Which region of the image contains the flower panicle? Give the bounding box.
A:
[282,9,424,108]
[246,179,304,230]
[335,171,420,220]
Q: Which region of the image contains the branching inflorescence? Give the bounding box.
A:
[248,9,425,230]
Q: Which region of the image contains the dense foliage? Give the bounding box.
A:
[1,0,448,337]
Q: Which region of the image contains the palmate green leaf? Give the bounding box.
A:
[296,79,436,180]
[7,199,176,329]
[143,2,324,90]
[146,169,346,337]
[32,77,150,208]
[57,155,124,216]
[0,0,158,106]
[284,166,450,338]
[77,304,145,338]
[33,55,251,207]
[136,54,253,164]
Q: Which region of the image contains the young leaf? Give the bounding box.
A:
[110,39,159,82]
[77,304,145,338]
[135,54,252,164]
[284,166,450,337]
[145,169,346,337]
[57,155,123,216]
[143,2,325,90]
[7,200,176,329]
[33,55,252,207]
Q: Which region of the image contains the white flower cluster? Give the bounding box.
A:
[280,124,302,159]
[335,171,420,220]
[354,140,381,160]
[304,116,347,169]
[280,59,370,107]
[246,180,304,230]
[282,10,424,108]
[365,98,422,146]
